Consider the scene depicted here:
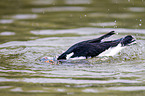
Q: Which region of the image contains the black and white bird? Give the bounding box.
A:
[57,31,136,60]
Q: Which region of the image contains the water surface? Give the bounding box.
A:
[0,0,145,96]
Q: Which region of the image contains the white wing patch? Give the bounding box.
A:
[98,43,125,57]
[66,52,87,60]
[66,52,74,60]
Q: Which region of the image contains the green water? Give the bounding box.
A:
[0,0,145,96]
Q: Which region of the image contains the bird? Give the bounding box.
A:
[57,31,136,60]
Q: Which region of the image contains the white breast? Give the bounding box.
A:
[98,43,125,57]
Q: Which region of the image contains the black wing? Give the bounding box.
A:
[86,31,115,43]
[57,31,115,60]
[69,42,119,59]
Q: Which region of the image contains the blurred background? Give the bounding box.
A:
[0,0,145,43]
[0,0,145,96]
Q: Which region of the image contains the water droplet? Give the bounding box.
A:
[140,19,142,22]
[114,26,117,28]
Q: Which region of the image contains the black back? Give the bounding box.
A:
[57,31,135,60]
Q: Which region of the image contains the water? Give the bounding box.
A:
[0,0,145,96]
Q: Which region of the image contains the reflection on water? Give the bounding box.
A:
[0,19,14,24]
[31,0,55,5]
[65,0,91,4]
[32,7,86,13]
[128,7,145,12]
[0,0,145,96]
[0,32,15,36]
[90,22,116,27]
[12,14,37,19]
[107,86,145,91]
[0,28,145,95]
[31,0,92,5]
[30,28,145,35]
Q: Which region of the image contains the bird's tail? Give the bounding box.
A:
[98,31,115,40]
